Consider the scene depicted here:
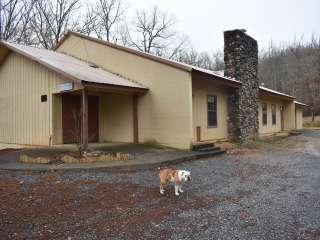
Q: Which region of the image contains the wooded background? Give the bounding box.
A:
[1,0,319,115]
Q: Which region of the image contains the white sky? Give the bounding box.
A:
[123,0,320,53]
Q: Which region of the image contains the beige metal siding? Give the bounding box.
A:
[0,52,75,145]
[57,35,193,149]
[258,97,282,135]
[258,96,296,135]
[99,93,133,142]
[283,101,296,130]
[52,94,63,144]
[192,79,229,141]
[295,108,303,129]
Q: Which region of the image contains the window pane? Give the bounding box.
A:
[208,102,214,110]
[208,111,217,127]
[207,95,217,127]
[208,96,215,103]
[272,104,276,125]
[262,103,267,125]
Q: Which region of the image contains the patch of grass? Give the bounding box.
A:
[230,133,309,155]
[19,152,132,164]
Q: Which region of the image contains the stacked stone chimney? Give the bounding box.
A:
[224,29,259,142]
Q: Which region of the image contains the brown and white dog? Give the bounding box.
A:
[159,168,191,196]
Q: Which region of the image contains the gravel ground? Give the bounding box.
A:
[1,130,320,240]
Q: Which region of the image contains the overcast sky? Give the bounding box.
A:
[124,0,320,53]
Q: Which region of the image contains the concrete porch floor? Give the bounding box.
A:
[0,142,225,171]
[51,142,168,153]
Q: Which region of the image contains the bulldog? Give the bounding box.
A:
[159,168,191,196]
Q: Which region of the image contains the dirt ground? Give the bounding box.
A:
[1,130,320,240]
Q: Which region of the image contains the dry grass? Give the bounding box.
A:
[62,153,130,163]
[223,134,310,156]
[19,154,51,164]
[304,121,320,128]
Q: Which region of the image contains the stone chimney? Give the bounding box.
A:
[224,29,259,142]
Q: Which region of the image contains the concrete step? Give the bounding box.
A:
[195,146,221,152]
[192,149,226,159]
[192,143,215,151]
[289,130,303,136]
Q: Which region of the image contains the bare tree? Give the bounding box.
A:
[176,48,223,71]
[0,0,35,43]
[30,0,80,49]
[259,35,320,116]
[127,6,189,59]
[85,0,125,42]
[76,4,97,36]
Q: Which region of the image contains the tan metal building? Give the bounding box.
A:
[0,31,306,149]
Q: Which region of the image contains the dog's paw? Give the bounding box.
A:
[160,190,165,195]
[179,189,184,193]
[175,192,180,196]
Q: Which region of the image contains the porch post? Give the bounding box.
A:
[133,94,139,144]
[82,88,89,151]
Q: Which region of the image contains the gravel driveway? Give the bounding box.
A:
[1,130,320,240]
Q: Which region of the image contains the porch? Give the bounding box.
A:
[0,141,224,171]
[258,88,296,136]
[51,82,148,151]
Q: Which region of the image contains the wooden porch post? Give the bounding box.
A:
[133,94,139,144]
[82,88,89,152]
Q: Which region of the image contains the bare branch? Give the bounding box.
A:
[81,0,125,42]
[128,6,185,58]
[30,0,80,49]
[0,0,36,43]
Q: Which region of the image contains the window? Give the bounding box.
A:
[271,104,276,125]
[262,103,267,126]
[41,95,47,102]
[207,95,217,128]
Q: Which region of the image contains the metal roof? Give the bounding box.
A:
[294,101,308,107]
[259,86,295,99]
[0,41,148,90]
[1,38,303,101]
[54,32,306,100]
[56,31,241,87]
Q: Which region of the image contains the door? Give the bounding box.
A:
[62,94,99,144]
[192,94,200,141]
[280,106,284,131]
[88,96,99,142]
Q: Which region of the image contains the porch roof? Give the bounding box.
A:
[294,100,308,107]
[0,41,148,91]
[259,86,295,100]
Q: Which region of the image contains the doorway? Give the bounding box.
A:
[62,94,99,143]
[280,106,285,131]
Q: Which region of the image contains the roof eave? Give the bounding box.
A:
[294,101,309,108]
[54,32,244,87]
[82,80,149,93]
[54,31,193,72]
[1,41,148,91]
[259,88,295,101]
[53,31,72,51]
[0,41,82,84]
[192,69,241,88]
